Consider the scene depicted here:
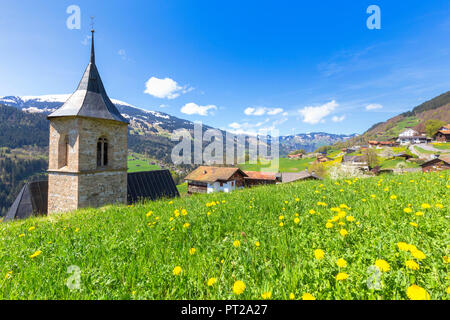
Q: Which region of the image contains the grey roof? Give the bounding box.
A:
[48,30,128,124]
[4,181,48,222]
[281,171,320,183]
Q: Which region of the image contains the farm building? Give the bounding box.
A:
[280,171,321,183]
[433,124,450,142]
[420,155,450,172]
[243,171,280,187]
[287,153,303,159]
[185,166,247,194]
[397,128,430,145]
[342,155,369,170]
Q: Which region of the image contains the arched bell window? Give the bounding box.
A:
[97,137,108,167]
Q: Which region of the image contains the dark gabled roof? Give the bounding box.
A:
[4,181,48,222]
[281,171,320,183]
[127,170,179,204]
[185,166,248,183]
[420,155,450,167]
[48,30,128,124]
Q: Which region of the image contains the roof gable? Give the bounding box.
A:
[185,166,247,183]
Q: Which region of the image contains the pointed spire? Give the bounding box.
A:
[90,29,95,64]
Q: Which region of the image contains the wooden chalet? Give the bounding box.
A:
[420,155,450,172]
[185,166,247,194]
[243,171,280,187]
[433,124,450,142]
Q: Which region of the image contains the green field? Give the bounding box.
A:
[432,143,450,151]
[127,153,161,173]
[239,157,314,173]
[1,171,448,300]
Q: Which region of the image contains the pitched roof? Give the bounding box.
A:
[420,155,450,167]
[342,155,367,163]
[127,170,179,203]
[48,30,128,124]
[185,166,247,183]
[243,171,278,180]
[281,171,320,183]
[4,181,48,221]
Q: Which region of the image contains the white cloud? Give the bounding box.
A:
[180,102,217,116]
[81,35,91,46]
[144,77,192,99]
[118,49,127,60]
[332,115,346,122]
[229,122,241,129]
[298,100,338,124]
[365,103,383,110]
[244,106,284,116]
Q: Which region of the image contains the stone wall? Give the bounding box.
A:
[48,173,78,213]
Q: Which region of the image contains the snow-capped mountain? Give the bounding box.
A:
[0,95,357,153]
[0,94,201,135]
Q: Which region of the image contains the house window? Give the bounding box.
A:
[58,134,69,168]
[220,182,223,187]
[64,135,69,167]
[97,137,108,167]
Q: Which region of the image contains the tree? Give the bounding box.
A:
[363,148,379,169]
[424,119,445,138]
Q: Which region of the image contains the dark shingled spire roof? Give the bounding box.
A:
[48,30,129,124]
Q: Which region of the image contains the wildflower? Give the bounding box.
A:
[146,211,153,217]
[415,211,424,216]
[405,260,419,270]
[183,222,190,228]
[336,272,349,281]
[447,286,450,294]
[279,222,284,227]
[75,228,80,232]
[406,285,430,300]
[309,209,316,215]
[302,293,315,300]
[233,280,246,295]
[294,217,300,224]
[181,209,187,216]
[131,291,136,295]
[346,216,355,222]
[339,229,348,237]
[289,293,295,300]
[435,203,443,209]
[336,258,347,268]
[174,210,180,217]
[169,217,174,222]
[444,256,449,264]
[207,278,217,286]
[279,215,284,220]
[390,195,397,200]
[255,241,260,247]
[5,271,13,279]
[403,208,412,213]
[18,233,25,238]
[411,249,426,260]
[189,248,196,255]
[261,291,272,299]
[220,259,224,264]
[314,249,325,260]
[421,203,431,209]
[173,266,182,275]
[28,226,35,232]
[325,222,333,229]
[370,194,376,199]
[375,259,390,272]
[233,240,241,248]
[340,204,349,209]
[409,222,418,227]
[30,250,42,259]
[397,242,409,251]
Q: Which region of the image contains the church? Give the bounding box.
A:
[4,29,179,221]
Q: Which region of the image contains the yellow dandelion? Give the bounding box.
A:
[255,241,260,247]
[181,209,187,216]
[261,291,272,299]
[390,195,397,200]
[336,258,347,268]
[279,215,284,220]
[207,278,217,286]
[411,249,426,260]
[435,203,443,209]
[325,222,333,229]
[421,203,431,209]
[403,208,412,213]
[409,222,418,227]
[375,259,390,272]
[309,209,316,215]
[302,293,315,300]
[339,229,348,237]
[146,211,153,217]
[415,211,424,216]
[18,233,25,238]
[294,217,300,224]
[397,242,410,251]
[173,266,182,275]
[336,272,349,281]
[233,240,241,248]
[5,271,13,279]
[346,216,355,222]
[30,250,42,259]
[189,248,196,255]
[279,222,284,227]
[183,222,190,228]
[289,293,295,300]
[406,285,430,300]
[314,249,325,260]
[405,260,419,270]
[233,280,246,295]
[28,226,35,232]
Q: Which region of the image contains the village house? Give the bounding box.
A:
[420,155,450,172]
[280,170,321,183]
[433,124,450,142]
[341,155,369,170]
[243,171,280,187]
[185,166,247,194]
[287,153,303,159]
[397,128,430,145]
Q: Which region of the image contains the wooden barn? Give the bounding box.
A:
[185,166,247,194]
[243,171,279,187]
[420,155,450,172]
[433,125,450,142]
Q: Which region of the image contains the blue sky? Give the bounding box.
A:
[0,0,449,135]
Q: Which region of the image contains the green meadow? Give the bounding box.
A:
[0,171,448,300]
[239,157,314,173]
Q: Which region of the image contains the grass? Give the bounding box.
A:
[379,159,419,169]
[414,146,440,155]
[432,143,450,151]
[0,171,448,300]
[239,157,314,173]
[177,183,188,196]
[127,153,161,173]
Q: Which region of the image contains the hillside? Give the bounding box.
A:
[364,91,450,140]
[0,171,448,299]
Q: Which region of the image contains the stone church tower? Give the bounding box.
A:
[47,30,129,213]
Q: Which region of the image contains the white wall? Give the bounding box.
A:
[207,180,237,193]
